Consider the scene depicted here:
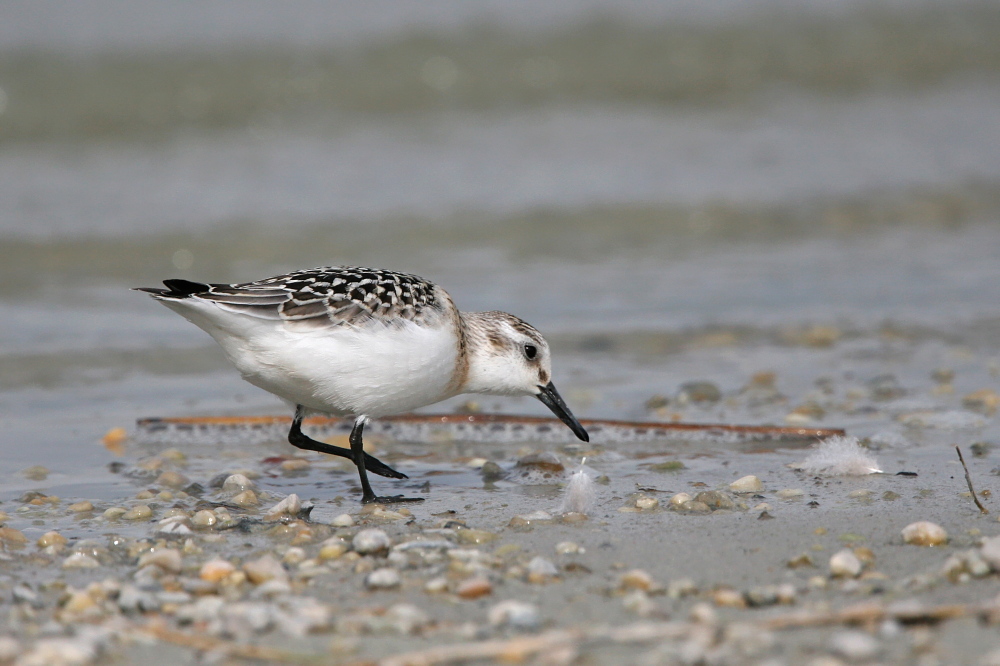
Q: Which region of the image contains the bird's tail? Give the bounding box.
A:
[133,279,210,299]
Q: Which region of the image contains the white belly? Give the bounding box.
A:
[165,299,460,416]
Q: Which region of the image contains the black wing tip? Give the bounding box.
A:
[134,279,210,299]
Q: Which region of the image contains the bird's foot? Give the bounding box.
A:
[361,493,425,504]
[363,453,408,479]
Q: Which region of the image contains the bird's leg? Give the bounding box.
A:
[349,416,423,504]
[287,406,406,479]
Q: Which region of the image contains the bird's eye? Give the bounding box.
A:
[524,344,538,360]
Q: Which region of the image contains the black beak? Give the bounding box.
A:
[536,381,589,442]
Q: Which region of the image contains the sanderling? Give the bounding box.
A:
[137,266,588,503]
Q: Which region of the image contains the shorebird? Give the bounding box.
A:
[137,266,589,503]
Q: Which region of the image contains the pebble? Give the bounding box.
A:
[902,521,948,546]
[264,493,302,519]
[331,513,355,527]
[353,528,391,555]
[667,578,698,599]
[508,510,554,528]
[319,539,348,560]
[155,470,188,488]
[200,558,237,583]
[121,505,153,521]
[37,531,67,550]
[829,630,880,662]
[693,491,735,510]
[383,603,428,634]
[622,589,657,616]
[669,492,692,507]
[729,475,764,493]
[138,548,182,573]
[676,381,721,404]
[777,488,805,499]
[231,490,259,508]
[829,549,863,578]
[456,577,493,599]
[365,567,401,590]
[980,535,1000,571]
[963,388,1000,416]
[424,577,449,593]
[555,541,583,555]
[67,501,94,513]
[62,553,100,569]
[635,497,659,510]
[243,555,288,585]
[280,458,311,472]
[191,509,217,528]
[619,568,656,592]
[222,473,255,492]
[712,588,746,608]
[527,556,559,583]
[488,600,541,630]
[21,465,49,481]
[456,529,499,545]
[677,500,712,514]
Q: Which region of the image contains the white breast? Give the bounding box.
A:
[163,298,461,417]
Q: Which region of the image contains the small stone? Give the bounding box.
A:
[963,389,1000,416]
[456,529,499,545]
[21,465,49,481]
[480,461,506,482]
[200,558,237,583]
[829,630,880,662]
[622,589,656,616]
[319,540,348,560]
[902,521,948,546]
[424,577,449,593]
[103,507,127,520]
[191,510,217,527]
[776,489,805,499]
[121,505,153,521]
[829,549,862,578]
[787,553,815,569]
[155,470,188,488]
[353,528,391,555]
[63,590,97,614]
[669,492,692,507]
[635,497,659,510]
[331,513,355,527]
[67,501,94,513]
[667,578,698,599]
[619,568,656,592]
[979,536,1000,571]
[456,577,492,599]
[264,493,302,519]
[366,567,401,590]
[676,381,721,404]
[713,588,746,608]
[848,489,873,499]
[222,474,255,492]
[555,541,583,555]
[729,475,764,493]
[280,458,311,472]
[508,510,554,528]
[488,600,540,630]
[693,491,734,510]
[138,548,182,573]
[37,531,67,550]
[243,555,288,585]
[231,490,258,508]
[62,553,100,569]
[678,500,712,514]
[527,556,559,584]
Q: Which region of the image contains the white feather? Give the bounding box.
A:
[791,436,882,476]
[558,460,596,514]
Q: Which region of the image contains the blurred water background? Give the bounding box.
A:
[1,1,999,490]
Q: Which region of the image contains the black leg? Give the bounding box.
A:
[350,417,423,505]
[287,406,406,479]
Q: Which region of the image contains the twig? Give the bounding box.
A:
[956,445,989,514]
